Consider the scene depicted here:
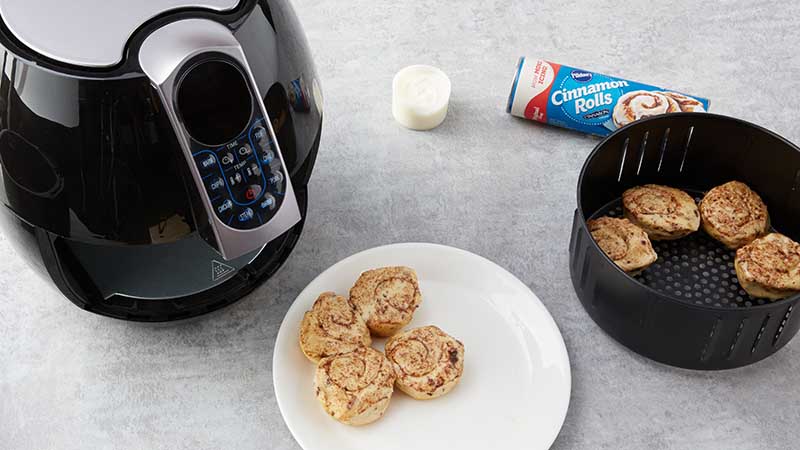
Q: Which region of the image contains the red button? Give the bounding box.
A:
[245,184,262,200]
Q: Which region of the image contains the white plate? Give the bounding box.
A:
[273,243,571,450]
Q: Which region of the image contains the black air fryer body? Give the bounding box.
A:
[0,0,322,321]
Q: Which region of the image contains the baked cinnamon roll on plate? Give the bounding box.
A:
[349,266,422,337]
[314,347,396,425]
[273,243,570,450]
[385,325,465,400]
[299,292,371,363]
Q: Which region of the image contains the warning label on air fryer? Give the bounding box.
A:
[212,260,236,281]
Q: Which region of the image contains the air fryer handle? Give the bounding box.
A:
[139,19,300,261]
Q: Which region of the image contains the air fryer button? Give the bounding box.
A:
[194,152,218,174]
[252,126,268,146]
[244,184,262,201]
[260,149,275,165]
[267,171,284,188]
[207,176,225,193]
[227,171,243,187]
[247,162,262,177]
[243,161,262,182]
[237,143,254,158]
[259,193,276,211]
[237,208,255,223]
[216,199,233,215]
[217,150,236,169]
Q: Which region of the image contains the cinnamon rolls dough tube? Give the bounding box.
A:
[299,292,371,363]
[350,266,422,337]
[385,326,465,400]
[507,57,709,136]
[315,347,396,425]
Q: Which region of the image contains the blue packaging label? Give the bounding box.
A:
[507,57,710,136]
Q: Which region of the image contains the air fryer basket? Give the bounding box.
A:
[569,113,800,369]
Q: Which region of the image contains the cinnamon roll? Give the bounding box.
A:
[385,326,465,400]
[700,181,769,249]
[314,347,396,425]
[623,184,700,240]
[735,233,800,300]
[299,292,371,363]
[349,266,422,337]
[612,90,680,128]
[659,91,706,112]
[587,216,658,273]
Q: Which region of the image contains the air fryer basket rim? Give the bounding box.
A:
[575,112,800,312]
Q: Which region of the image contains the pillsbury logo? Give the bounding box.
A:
[570,70,593,83]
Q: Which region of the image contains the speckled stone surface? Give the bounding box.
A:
[2,1,800,449]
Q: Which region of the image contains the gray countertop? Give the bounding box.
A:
[2,1,800,449]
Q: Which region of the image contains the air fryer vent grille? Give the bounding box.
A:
[595,196,772,309]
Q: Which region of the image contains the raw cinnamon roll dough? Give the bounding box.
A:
[385,326,465,400]
[623,184,700,240]
[699,181,769,249]
[588,216,658,273]
[735,233,800,300]
[612,90,680,128]
[350,266,422,337]
[299,292,371,363]
[314,347,396,426]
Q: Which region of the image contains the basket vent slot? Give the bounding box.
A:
[635,131,649,176]
[656,128,670,172]
[726,319,746,359]
[678,126,694,173]
[700,317,721,361]
[751,314,771,354]
[617,137,630,182]
[773,305,793,346]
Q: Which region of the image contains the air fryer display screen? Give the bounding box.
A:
[177,60,253,146]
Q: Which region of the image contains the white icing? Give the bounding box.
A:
[392,65,451,131]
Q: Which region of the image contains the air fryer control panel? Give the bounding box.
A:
[140,20,302,260]
[191,118,286,229]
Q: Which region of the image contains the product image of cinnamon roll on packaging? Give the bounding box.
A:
[507,57,709,136]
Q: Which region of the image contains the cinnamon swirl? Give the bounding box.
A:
[735,233,800,300]
[700,181,769,249]
[299,292,371,363]
[350,266,422,337]
[622,184,700,240]
[314,347,396,425]
[587,216,658,273]
[612,90,680,128]
[385,326,465,400]
[659,91,706,112]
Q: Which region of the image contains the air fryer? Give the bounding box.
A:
[0,0,323,321]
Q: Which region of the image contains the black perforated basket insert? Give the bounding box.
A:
[570,112,800,370]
